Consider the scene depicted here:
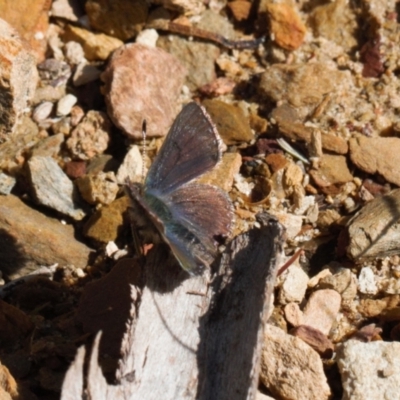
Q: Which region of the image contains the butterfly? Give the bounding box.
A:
[127,102,234,275]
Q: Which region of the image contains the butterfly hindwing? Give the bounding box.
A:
[150,182,233,274]
[163,221,215,275]
[162,182,233,247]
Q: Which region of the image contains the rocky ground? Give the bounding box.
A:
[1,0,400,399]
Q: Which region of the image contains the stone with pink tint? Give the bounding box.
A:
[302,289,341,335]
[261,325,331,400]
[101,43,187,139]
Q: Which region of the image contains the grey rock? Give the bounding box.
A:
[37,59,71,87]
[27,156,86,220]
[51,117,72,136]
[197,10,236,39]
[357,266,378,295]
[319,267,358,304]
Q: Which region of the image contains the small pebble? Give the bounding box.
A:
[66,110,110,160]
[64,161,86,179]
[308,268,332,288]
[57,94,77,116]
[358,266,378,295]
[70,105,85,126]
[76,171,119,205]
[116,145,144,185]
[278,265,309,304]
[30,133,64,158]
[291,325,334,358]
[343,196,357,213]
[102,43,186,139]
[284,302,303,326]
[234,174,255,196]
[319,268,358,304]
[51,0,81,21]
[105,241,119,257]
[74,268,86,278]
[38,59,71,86]
[52,117,72,135]
[302,289,342,335]
[136,29,159,47]
[33,102,54,122]
[64,41,86,64]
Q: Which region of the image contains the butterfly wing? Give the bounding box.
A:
[162,182,233,246]
[128,102,233,275]
[154,182,233,274]
[162,222,215,275]
[145,102,223,194]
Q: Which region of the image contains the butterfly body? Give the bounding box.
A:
[127,102,233,275]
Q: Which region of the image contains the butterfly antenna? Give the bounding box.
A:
[141,119,147,185]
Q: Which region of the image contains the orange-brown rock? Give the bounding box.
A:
[0,0,51,62]
[349,136,400,187]
[227,0,252,22]
[265,3,306,50]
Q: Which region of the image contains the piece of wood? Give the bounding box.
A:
[196,213,284,400]
[61,213,284,400]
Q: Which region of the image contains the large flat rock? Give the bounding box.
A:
[0,195,92,279]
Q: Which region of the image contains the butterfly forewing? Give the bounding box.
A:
[145,102,223,194]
